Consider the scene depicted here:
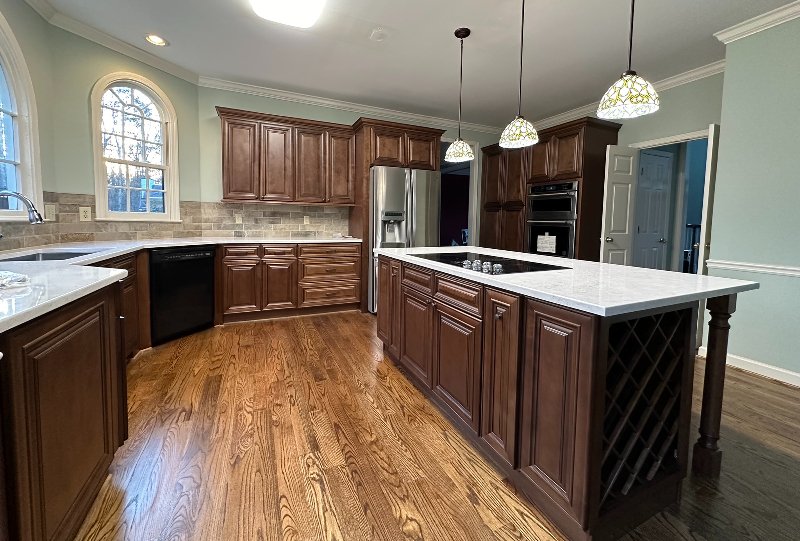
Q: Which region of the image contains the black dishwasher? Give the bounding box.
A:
[150,246,215,346]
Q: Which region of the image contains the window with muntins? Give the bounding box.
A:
[92,73,180,221]
[0,61,19,210]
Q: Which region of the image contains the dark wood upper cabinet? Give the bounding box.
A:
[433,301,483,433]
[295,126,327,203]
[530,137,550,182]
[262,258,298,310]
[400,285,434,388]
[479,146,527,251]
[481,146,505,206]
[222,258,263,315]
[549,127,584,180]
[504,148,528,205]
[406,131,438,170]
[260,123,294,202]
[481,289,522,468]
[518,299,597,526]
[327,129,355,204]
[222,117,260,200]
[372,125,406,167]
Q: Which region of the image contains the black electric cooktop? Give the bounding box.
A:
[411,252,568,275]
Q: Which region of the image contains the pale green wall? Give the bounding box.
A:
[616,73,724,147]
[708,18,800,374]
[198,86,498,201]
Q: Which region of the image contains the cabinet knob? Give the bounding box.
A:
[494,311,503,320]
[119,315,125,320]
[605,237,614,243]
[658,238,667,244]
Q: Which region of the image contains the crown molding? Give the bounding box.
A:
[714,1,800,44]
[199,77,502,135]
[24,0,198,83]
[533,60,726,128]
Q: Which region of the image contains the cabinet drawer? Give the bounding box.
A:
[299,258,359,282]
[298,280,360,308]
[223,244,260,258]
[298,243,361,258]
[401,264,434,295]
[262,244,297,258]
[434,274,483,316]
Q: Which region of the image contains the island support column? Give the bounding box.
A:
[692,293,737,477]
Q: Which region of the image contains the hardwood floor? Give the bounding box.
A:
[76,312,800,540]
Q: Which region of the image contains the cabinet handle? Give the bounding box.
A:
[119,315,125,320]
[326,268,337,272]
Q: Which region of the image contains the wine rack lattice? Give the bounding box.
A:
[600,309,690,511]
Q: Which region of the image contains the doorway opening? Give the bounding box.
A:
[632,139,708,273]
[439,141,472,246]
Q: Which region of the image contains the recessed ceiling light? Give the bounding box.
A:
[145,34,169,47]
[250,0,326,28]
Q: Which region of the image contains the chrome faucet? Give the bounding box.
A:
[0,190,45,224]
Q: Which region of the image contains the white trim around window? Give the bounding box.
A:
[0,8,44,222]
[90,72,181,222]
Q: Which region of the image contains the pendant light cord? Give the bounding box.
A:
[517,0,525,117]
[627,0,635,72]
[458,37,464,139]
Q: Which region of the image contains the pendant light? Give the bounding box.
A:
[597,0,660,119]
[499,0,538,149]
[445,28,475,163]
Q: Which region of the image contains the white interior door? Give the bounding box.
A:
[601,146,640,264]
[632,150,674,269]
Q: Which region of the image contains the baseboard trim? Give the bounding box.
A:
[698,347,800,388]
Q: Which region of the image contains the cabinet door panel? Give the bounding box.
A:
[122,281,139,358]
[263,258,297,310]
[550,129,584,180]
[327,130,355,204]
[400,286,433,387]
[406,132,438,170]
[504,148,527,205]
[377,258,392,345]
[389,260,402,358]
[481,148,505,206]
[295,127,327,203]
[261,123,294,202]
[480,206,502,249]
[530,137,550,182]
[372,126,405,167]
[222,259,262,314]
[481,289,521,467]
[500,207,525,252]
[519,300,596,525]
[222,119,260,200]
[433,302,482,433]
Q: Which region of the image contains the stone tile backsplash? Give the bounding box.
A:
[0,192,351,251]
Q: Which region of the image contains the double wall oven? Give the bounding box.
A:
[527,181,578,258]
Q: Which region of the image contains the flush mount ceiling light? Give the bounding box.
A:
[445,28,475,164]
[597,0,660,119]
[145,34,168,47]
[250,0,326,28]
[499,0,538,149]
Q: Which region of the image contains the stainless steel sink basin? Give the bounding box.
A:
[0,250,101,262]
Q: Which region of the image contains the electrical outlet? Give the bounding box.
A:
[44,204,57,221]
[303,215,310,225]
[235,213,242,224]
[79,207,92,221]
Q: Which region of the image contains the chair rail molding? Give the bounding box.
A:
[714,1,800,44]
[706,259,800,279]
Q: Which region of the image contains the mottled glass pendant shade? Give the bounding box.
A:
[499,116,539,149]
[444,138,474,163]
[597,70,660,120]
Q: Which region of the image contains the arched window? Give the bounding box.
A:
[91,73,180,221]
[0,9,43,220]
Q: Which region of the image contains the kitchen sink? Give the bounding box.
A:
[0,250,102,262]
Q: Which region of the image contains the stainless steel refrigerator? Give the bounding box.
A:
[369,166,441,313]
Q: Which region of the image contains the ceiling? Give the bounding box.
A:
[44,0,792,128]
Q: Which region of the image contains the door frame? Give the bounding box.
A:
[441,137,482,246]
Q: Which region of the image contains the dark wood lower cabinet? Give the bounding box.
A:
[376,258,402,359]
[222,258,263,314]
[0,285,124,541]
[433,301,482,433]
[262,258,297,310]
[399,286,433,387]
[517,300,597,530]
[481,289,522,467]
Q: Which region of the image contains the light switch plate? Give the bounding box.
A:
[303,215,310,225]
[79,207,92,221]
[235,213,242,224]
[44,204,57,221]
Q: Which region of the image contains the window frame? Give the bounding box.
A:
[0,9,44,222]
[91,72,180,222]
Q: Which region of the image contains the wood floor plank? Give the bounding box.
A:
[76,312,800,541]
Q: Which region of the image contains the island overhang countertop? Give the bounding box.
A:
[374,245,759,317]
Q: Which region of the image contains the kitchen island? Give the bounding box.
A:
[374,246,758,540]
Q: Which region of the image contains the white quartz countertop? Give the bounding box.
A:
[374,246,759,317]
[0,236,362,333]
